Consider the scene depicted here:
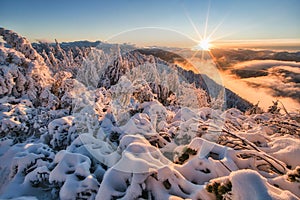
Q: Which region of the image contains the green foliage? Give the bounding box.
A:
[175,147,197,165]
[287,166,300,182]
[206,181,232,200]
[163,179,171,190]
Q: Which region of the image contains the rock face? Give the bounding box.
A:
[0,28,299,200]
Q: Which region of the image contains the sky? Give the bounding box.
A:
[1,0,300,48]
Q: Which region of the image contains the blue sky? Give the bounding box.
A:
[1,0,299,47]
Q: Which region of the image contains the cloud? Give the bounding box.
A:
[34,38,53,43]
[232,60,300,71]
[223,60,300,111]
[152,47,300,112]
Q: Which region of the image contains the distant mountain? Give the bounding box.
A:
[32,40,102,49]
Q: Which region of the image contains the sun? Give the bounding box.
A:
[192,38,212,51]
[199,38,211,51]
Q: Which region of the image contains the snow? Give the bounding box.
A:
[0,27,300,200]
[49,150,99,200]
[230,169,298,200]
[262,136,300,169]
[269,167,300,197]
[231,170,273,199]
[47,116,76,150]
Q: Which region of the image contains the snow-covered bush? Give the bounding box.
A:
[0,97,34,141]
[46,116,77,150]
[96,134,207,200]
[0,28,54,104]
[178,82,209,109]
[0,142,54,198]
[0,28,43,62]
[49,150,99,200]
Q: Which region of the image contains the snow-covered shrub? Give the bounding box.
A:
[0,63,27,98]
[46,116,77,150]
[178,82,209,108]
[0,97,34,141]
[174,138,238,184]
[268,166,300,197]
[120,113,156,136]
[71,82,106,136]
[24,165,51,188]
[229,169,297,200]
[261,137,300,169]
[39,89,60,110]
[49,150,99,200]
[132,79,154,103]
[68,133,121,168]
[0,28,44,62]
[96,134,207,200]
[9,143,54,179]
[110,76,135,125]
[76,48,111,88]
[110,76,134,108]
[205,169,299,200]
[0,28,54,104]
[51,71,72,97]
[0,143,55,199]
[56,76,79,110]
[268,100,281,114]
[287,167,300,183]
[206,180,232,200]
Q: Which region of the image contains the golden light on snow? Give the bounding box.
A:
[24,143,34,149]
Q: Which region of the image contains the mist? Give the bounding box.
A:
[221,60,300,112]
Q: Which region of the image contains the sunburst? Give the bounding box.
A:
[184,1,227,53]
[198,38,211,51]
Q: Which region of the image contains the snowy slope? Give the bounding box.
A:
[0,27,299,200]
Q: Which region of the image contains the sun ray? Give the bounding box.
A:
[187,49,202,72]
[211,22,264,42]
[183,6,203,41]
[207,17,226,40]
[203,0,211,39]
